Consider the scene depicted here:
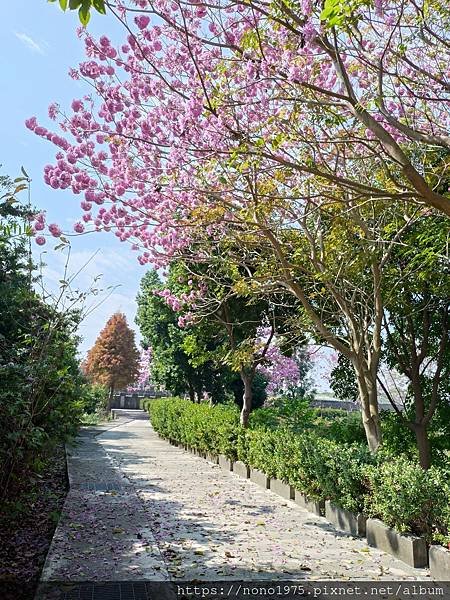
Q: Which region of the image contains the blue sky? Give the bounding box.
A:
[1,2,144,355]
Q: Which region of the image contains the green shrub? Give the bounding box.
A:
[148,397,449,543]
[247,406,280,430]
[148,397,239,458]
[272,433,370,507]
[81,383,109,414]
[433,471,450,546]
[244,428,278,476]
[313,407,349,419]
[379,411,416,459]
[314,410,366,445]
[267,397,317,432]
[313,441,375,513]
[364,457,449,541]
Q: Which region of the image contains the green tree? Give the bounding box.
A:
[381,216,449,469]
[0,173,86,500]
[166,256,299,426]
[329,215,450,469]
[135,269,229,402]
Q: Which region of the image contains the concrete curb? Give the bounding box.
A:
[429,545,450,581]
[249,468,270,489]
[366,518,428,568]
[218,454,233,471]
[293,491,325,516]
[270,478,294,500]
[233,460,250,478]
[325,501,367,537]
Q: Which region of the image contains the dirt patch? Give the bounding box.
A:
[0,444,68,600]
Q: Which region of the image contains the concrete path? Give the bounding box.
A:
[39,409,429,593]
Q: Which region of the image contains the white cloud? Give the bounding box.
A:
[15,32,45,55]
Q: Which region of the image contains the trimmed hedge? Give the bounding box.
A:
[146,398,449,544]
[146,397,239,458]
[364,457,450,543]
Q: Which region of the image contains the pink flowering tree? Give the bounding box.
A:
[258,346,301,397]
[127,346,152,391]
[29,0,450,450]
[154,259,296,426]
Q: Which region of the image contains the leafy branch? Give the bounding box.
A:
[47,0,106,26]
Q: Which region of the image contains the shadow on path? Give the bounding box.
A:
[36,410,428,599]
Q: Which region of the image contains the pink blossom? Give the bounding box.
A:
[73,222,85,233]
[27,0,450,310]
[71,99,83,112]
[48,103,59,120]
[48,223,62,237]
[35,236,46,246]
[25,116,37,131]
[135,15,150,30]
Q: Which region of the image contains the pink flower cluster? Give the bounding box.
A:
[258,346,302,395]
[155,287,199,314]
[26,1,449,280]
[129,348,153,390]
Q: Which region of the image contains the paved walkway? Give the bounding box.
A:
[38,410,429,595]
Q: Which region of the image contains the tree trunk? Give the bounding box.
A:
[187,381,195,403]
[108,384,114,412]
[240,371,254,427]
[195,383,203,403]
[362,411,381,453]
[354,364,382,452]
[414,424,431,470]
[410,367,431,470]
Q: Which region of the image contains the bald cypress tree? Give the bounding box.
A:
[85,312,139,408]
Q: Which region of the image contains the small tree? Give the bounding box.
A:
[135,269,229,402]
[162,258,298,426]
[84,312,139,408]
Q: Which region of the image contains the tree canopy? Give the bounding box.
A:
[32,1,450,461]
[84,312,139,404]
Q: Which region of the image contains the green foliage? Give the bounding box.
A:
[80,382,108,414]
[148,398,448,537]
[381,214,450,468]
[248,396,316,432]
[329,354,358,403]
[0,173,85,501]
[148,397,240,458]
[48,0,106,25]
[379,410,450,468]
[273,396,317,431]
[0,283,86,499]
[135,269,230,401]
[364,458,449,542]
[379,411,417,459]
[136,264,276,408]
[311,441,375,513]
[320,0,371,28]
[243,427,279,477]
[314,410,366,445]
